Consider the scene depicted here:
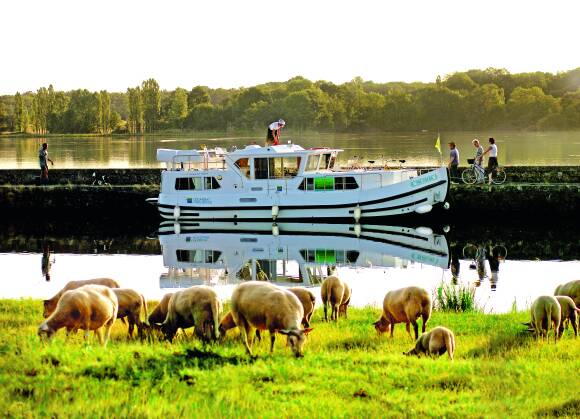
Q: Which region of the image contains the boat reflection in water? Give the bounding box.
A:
[157,221,450,289]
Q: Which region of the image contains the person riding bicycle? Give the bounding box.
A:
[472,139,485,183]
[482,137,498,185]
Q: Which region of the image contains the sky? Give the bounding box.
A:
[2,0,580,94]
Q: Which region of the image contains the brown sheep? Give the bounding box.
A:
[43,278,120,318]
[555,295,579,338]
[219,311,261,341]
[112,288,148,339]
[373,286,432,340]
[405,326,456,360]
[321,276,350,322]
[338,283,351,318]
[148,293,173,325]
[38,284,118,346]
[231,282,313,357]
[554,280,580,307]
[161,286,221,343]
[529,295,561,343]
[288,287,317,327]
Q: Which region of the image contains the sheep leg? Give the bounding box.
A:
[96,328,104,346]
[127,315,136,339]
[269,331,276,353]
[323,302,328,322]
[237,316,253,356]
[411,320,419,340]
[390,323,395,338]
[333,305,339,322]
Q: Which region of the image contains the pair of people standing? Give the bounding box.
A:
[473,137,499,184]
[448,138,498,184]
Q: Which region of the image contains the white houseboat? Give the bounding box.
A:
[151,143,449,221]
[157,221,449,288]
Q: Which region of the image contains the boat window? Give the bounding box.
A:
[305,155,320,172]
[321,154,333,170]
[269,157,300,178]
[176,250,221,263]
[235,158,250,178]
[299,249,360,264]
[175,177,203,190]
[205,177,221,190]
[298,176,359,191]
[254,158,269,179]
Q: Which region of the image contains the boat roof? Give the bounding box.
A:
[230,144,342,156]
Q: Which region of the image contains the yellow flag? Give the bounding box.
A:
[434,134,441,155]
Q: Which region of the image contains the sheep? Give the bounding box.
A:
[338,283,351,319]
[288,287,316,327]
[554,280,580,307]
[148,293,173,325]
[230,282,313,357]
[404,326,456,360]
[555,295,579,338]
[160,286,221,343]
[38,284,118,346]
[373,286,432,340]
[529,295,561,343]
[112,288,148,339]
[43,278,120,318]
[321,276,350,322]
[219,311,261,341]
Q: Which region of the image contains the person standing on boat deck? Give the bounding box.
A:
[448,142,459,182]
[472,139,484,183]
[267,119,285,145]
[38,143,54,184]
[482,137,498,184]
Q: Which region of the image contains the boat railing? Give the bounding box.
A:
[170,153,226,171]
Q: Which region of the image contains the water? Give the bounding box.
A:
[2,222,578,314]
[1,131,580,168]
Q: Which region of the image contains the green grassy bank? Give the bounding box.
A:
[1,300,578,418]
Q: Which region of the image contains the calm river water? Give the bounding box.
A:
[1,222,578,314]
[1,131,580,168]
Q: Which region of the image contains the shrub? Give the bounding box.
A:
[434,282,479,312]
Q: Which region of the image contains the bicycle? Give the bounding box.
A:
[91,172,111,186]
[461,159,506,185]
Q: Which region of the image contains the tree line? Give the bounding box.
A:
[1,67,580,134]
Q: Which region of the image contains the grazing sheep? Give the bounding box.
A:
[321,276,350,322]
[230,282,313,357]
[373,286,432,340]
[288,287,317,327]
[338,283,351,319]
[405,326,456,360]
[112,288,148,339]
[554,280,580,307]
[161,286,221,343]
[38,284,118,346]
[148,293,174,325]
[529,296,561,343]
[43,278,120,318]
[555,295,579,338]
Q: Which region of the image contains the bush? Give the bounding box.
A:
[434,282,478,312]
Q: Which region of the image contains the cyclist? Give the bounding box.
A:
[483,137,499,184]
[471,139,485,183]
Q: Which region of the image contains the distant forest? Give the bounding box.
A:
[1,67,580,134]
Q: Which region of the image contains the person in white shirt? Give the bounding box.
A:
[483,137,498,184]
[267,119,285,145]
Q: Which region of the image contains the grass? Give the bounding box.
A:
[1,300,579,418]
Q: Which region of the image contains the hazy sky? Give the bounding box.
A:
[2,0,579,94]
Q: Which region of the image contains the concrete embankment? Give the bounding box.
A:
[0,168,578,221]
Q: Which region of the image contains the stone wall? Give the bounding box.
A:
[1,166,580,185]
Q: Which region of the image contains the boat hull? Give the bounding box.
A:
[156,167,450,221]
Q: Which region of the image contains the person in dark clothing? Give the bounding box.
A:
[38,143,54,184]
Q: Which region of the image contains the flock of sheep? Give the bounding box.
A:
[37,277,579,359]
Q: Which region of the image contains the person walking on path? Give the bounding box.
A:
[472,138,484,183]
[266,119,285,145]
[448,142,459,182]
[483,137,499,184]
[38,143,54,184]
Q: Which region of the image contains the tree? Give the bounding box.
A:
[127,87,143,134]
[97,90,112,134]
[13,92,25,132]
[141,78,160,132]
[416,86,464,130]
[507,87,559,129]
[32,87,49,134]
[465,84,505,129]
[382,91,418,131]
[169,88,188,129]
[444,73,478,92]
[187,86,211,109]
[63,89,99,133]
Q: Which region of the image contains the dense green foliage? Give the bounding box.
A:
[1,300,578,417]
[1,67,580,134]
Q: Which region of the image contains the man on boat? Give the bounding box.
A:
[267,119,285,145]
